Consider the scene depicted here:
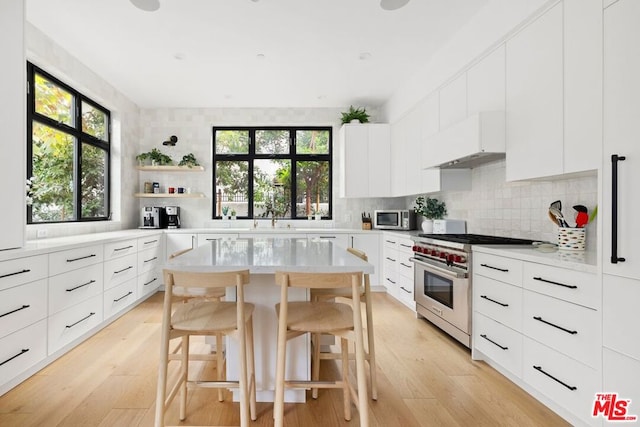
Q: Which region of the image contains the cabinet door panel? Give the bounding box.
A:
[439,74,467,129]
[467,45,506,115]
[340,125,369,197]
[603,348,640,426]
[505,4,563,181]
[603,274,640,361]
[368,124,391,197]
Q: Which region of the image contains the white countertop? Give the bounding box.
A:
[165,237,374,274]
[473,244,598,273]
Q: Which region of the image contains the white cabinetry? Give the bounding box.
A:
[349,233,381,288]
[0,0,25,251]
[467,45,506,115]
[339,124,390,198]
[306,232,349,249]
[166,233,196,257]
[602,3,640,419]
[438,74,467,129]
[381,233,414,310]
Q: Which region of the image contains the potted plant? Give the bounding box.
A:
[135,152,151,166]
[340,105,370,124]
[414,195,447,233]
[221,206,229,220]
[230,209,237,220]
[137,148,173,166]
[178,153,200,168]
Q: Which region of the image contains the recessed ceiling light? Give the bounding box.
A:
[359,52,372,61]
[130,0,160,12]
[380,0,410,11]
[256,53,266,60]
[173,53,185,60]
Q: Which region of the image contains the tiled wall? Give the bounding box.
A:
[406,160,599,249]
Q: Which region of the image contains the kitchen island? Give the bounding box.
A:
[166,237,374,402]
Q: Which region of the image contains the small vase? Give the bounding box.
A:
[421,219,434,233]
[350,119,360,124]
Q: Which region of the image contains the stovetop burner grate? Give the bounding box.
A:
[417,233,537,245]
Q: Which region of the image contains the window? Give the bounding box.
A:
[27,63,110,223]
[213,127,332,219]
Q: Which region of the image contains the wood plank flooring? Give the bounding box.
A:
[0,292,569,426]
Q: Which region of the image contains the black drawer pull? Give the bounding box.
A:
[400,244,412,248]
[66,280,96,292]
[114,266,133,274]
[143,239,158,245]
[400,286,411,294]
[0,269,31,279]
[143,277,158,286]
[66,312,95,328]
[533,316,577,335]
[480,334,508,350]
[400,262,412,268]
[0,349,29,367]
[533,277,577,289]
[386,257,396,262]
[113,245,134,252]
[480,263,509,272]
[317,236,336,239]
[114,291,133,302]
[385,240,396,244]
[480,295,509,307]
[533,365,577,391]
[143,256,158,263]
[386,278,396,285]
[66,254,96,263]
[0,304,30,319]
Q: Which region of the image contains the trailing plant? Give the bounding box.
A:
[340,105,370,124]
[178,153,200,168]
[136,148,173,165]
[414,195,447,220]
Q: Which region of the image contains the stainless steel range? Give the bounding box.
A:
[410,234,536,348]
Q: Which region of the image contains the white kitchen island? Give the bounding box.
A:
[165,237,374,403]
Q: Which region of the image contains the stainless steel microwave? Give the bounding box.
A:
[373,210,416,230]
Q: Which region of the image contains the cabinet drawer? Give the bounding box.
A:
[383,236,399,250]
[397,256,414,281]
[103,253,137,291]
[523,290,600,368]
[397,275,414,301]
[397,238,414,253]
[0,320,47,386]
[138,269,161,298]
[474,312,522,378]
[474,275,522,331]
[49,245,104,276]
[137,234,162,251]
[48,294,103,355]
[104,239,138,260]
[0,254,48,291]
[138,246,161,274]
[523,337,601,427]
[523,262,599,309]
[49,263,103,315]
[104,278,137,320]
[0,279,47,339]
[473,252,523,286]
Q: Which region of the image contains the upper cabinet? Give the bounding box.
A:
[506,0,602,181]
[339,124,391,198]
[467,45,506,115]
[438,74,467,130]
[0,0,25,250]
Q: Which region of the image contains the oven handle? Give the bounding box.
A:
[409,257,467,279]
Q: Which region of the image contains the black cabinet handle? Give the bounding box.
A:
[400,286,411,294]
[0,304,30,319]
[386,257,396,262]
[143,239,158,245]
[386,278,396,285]
[400,262,412,268]
[480,263,508,272]
[113,245,134,252]
[318,236,336,239]
[385,240,396,244]
[143,257,158,263]
[66,280,96,292]
[533,365,577,391]
[143,277,157,286]
[533,277,577,289]
[480,295,509,307]
[114,266,133,274]
[114,291,133,302]
[533,316,577,335]
[0,349,29,367]
[66,254,96,263]
[400,243,412,248]
[0,269,30,279]
[66,312,95,328]
[480,334,508,350]
[611,154,627,264]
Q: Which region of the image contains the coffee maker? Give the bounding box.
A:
[165,206,181,229]
[140,206,167,229]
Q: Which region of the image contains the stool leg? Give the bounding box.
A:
[341,337,351,421]
[179,335,189,421]
[216,333,224,402]
[311,332,321,399]
[364,295,377,400]
[246,318,257,421]
[154,330,170,427]
[238,327,249,427]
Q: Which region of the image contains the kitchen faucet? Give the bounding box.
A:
[271,214,277,228]
[253,219,258,229]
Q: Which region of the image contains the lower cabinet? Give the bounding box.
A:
[0,320,47,387]
[48,294,103,355]
[382,232,415,310]
[104,278,137,320]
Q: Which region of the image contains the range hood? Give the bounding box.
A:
[422,111,505,170]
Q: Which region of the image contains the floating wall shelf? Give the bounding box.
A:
[134,193,205,198]
[136,165,205,172]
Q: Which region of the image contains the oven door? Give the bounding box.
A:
[411,256,470,334]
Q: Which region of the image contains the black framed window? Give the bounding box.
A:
[27,63,110,223]
[213,127,332,220]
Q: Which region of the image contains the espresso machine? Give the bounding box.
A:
[165,206,181,229]
[140,206,167,229]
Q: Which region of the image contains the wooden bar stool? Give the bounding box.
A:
[155,269,256,427]
[310,247,378,400]
[273,271,369,427]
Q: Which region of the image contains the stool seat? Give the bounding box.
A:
[277,301,353,332]
[172,300,255,333]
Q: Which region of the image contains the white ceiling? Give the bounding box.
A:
[26,0,488,109]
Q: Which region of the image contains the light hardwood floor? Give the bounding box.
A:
[0,292,569,426]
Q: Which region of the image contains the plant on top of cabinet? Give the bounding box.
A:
[178,153,200,168]
[340,105,370,124]
[413,195,447,220]
[136,148,173,166]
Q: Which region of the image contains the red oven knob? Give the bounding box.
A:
[447,254,455,263]
[426,249,433,255]
[416,247,423,253]
[455,255,467,263]
[439,252,447,259]
[412,245,418,251]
